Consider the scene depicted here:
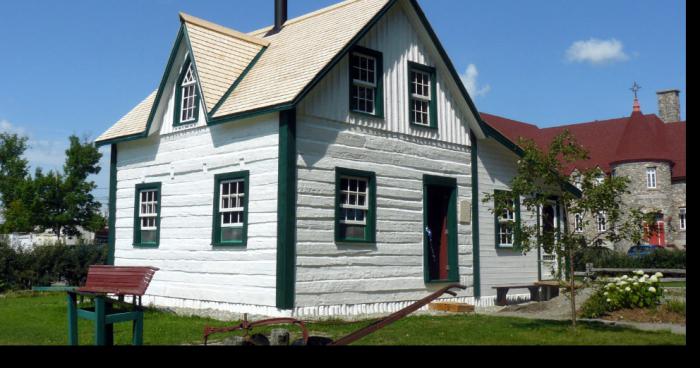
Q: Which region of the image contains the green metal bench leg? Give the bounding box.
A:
[95,297,106,346]
[66,293,78,346]
[132,312,144,346]
[105,302,114,346]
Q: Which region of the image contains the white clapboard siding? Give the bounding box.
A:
[297,2,472,147]
[294,114,473,307]
[114,112,279,307]
[477,138,540,296]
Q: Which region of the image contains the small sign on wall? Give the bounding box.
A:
[459,200,471,224]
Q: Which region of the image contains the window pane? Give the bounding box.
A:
[141,230,156,244]
[221,227,243,242]
[341,225,366,240]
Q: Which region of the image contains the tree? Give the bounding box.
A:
[0,133,32,233]
[1,134,105,240]
[484,130,656,328]
[33,136,105,239]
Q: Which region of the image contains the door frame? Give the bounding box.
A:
[422,175,459,284]
[537,198,561,280]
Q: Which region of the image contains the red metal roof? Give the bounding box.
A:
[481,110,686,181]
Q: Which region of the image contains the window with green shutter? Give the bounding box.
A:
[212,171,249,247]
[133,182,162,247]
[335,168,376,244]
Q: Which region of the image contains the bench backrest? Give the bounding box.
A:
[78,265,159,296]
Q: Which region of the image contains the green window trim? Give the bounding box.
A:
[133,182,162,248]
[212,171,250,247]
[335,167,377,244]
[407,61,438,130]
[173,55,201,127]
[348,45,384,119]
[493,190,522,250]
[422,175,459,284]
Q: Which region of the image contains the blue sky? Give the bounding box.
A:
[0,0,686,207]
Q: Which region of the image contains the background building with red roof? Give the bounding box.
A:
[481,89,686,252]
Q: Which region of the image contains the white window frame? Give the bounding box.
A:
[574,213,584,233]
[410,69,432,126]
[647,167,657,189]
[498,198,516,247]
[219,179,245,229]
[350,52,377,115]
[180,62,198,124]
[339,176,369,227]
[139,190,158,231]
[679,208,686,231]
[597,212,607,233]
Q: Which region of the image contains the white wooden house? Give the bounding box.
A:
[95,0,558,318]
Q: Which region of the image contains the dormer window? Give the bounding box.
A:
[174,57,200,126]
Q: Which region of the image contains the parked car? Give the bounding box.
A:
[627,245,661,257]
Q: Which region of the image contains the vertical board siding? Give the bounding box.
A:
[297,3,471,147]
[295,115,473,306]
[114,113,279,307]
[477,138,539,296]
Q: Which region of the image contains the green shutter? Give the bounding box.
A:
[133,182,161,248]
[211,171,249,247]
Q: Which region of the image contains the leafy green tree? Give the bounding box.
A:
[484,130,657,327]
[33,136,105,239]
[0,133,31,233]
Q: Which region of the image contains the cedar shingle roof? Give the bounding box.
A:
[481,110,687,181]
[97,0,393,144]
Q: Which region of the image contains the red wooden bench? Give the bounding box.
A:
[67,265,159,346]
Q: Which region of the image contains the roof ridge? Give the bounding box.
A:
[248,0,362,37]
[180,12,270,47]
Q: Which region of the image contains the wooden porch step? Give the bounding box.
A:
[428,302,475,313]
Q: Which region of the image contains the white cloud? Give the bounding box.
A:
[565,38,629,65]
[25,139,68,171]
[460,64,491,98]
[0,119,25,135]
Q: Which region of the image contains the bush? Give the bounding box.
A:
[574,246,686,271]
[580,271,665,318]
[0,240,107,293]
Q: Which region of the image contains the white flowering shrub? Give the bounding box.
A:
[581,271,664,318]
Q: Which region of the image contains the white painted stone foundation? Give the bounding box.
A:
[135,293,531,322]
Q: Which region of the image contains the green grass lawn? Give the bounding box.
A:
[0,292,685,346]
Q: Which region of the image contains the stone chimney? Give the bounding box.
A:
[657,89,681,123]
[273,0,288,33]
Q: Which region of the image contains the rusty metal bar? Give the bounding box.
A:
[203,314,309,345]
[329,284,466,346]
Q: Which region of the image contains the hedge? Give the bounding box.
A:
[0,239,107,292]
[573,246,686,272]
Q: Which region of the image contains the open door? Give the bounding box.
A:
[423,175,458,283]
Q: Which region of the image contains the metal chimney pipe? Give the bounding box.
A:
[274,0,288,32]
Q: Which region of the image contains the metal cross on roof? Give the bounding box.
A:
[630,82,642,99]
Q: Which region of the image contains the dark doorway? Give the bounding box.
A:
[426,185,451,281]
[423,175,457,283]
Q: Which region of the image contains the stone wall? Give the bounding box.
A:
[564,162,686,252]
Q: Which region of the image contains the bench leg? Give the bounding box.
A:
[105,302,114,347]
[66,293,78,346]
[528,287,541,302]
[132,312,144,346]
[496,289,508,306]
[95,297,106,346]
